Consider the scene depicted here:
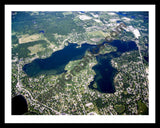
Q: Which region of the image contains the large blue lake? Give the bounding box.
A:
[23,40,138,93]
[89,40,138,93]
[23,43,95,77]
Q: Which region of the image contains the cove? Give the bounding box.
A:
[88,40,138,93]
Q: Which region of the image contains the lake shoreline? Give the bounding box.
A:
[23,40,138,93]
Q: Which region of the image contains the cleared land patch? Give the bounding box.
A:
[87,30,107,38]
[28,44,45,56]
[19,34,42,44]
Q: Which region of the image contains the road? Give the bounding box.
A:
[16,60,61,115]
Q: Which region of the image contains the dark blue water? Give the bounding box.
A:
[131,16,136,19]
[23,40,138,93]
[23,43,95,77]
[115,11,148,22]
[116,12,127,16]
[80,11,85,13]
[12,95,28,115]
[116,20,122,23]
[39,30,45,33]
[89,40,138,93]
[89,54,117,93]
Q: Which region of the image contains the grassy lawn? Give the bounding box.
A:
[114,104,125,114]
[137,100,148,115]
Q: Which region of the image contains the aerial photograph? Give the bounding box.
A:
[11,11,149,115]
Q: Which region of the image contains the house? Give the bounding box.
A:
[85,102,94,108]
